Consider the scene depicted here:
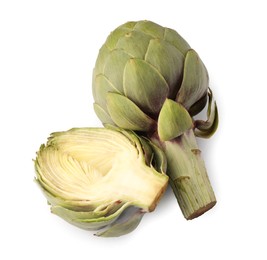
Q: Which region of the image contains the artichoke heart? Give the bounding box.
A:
[34,127,168,237]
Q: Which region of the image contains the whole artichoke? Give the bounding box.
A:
[34,127,168,237]
[92,20,218,219]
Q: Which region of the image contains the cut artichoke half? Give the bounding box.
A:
[34,127,168,237]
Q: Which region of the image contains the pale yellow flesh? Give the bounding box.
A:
[36,129,168,212]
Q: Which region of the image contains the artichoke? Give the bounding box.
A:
[34,127,168,237]
[92,20,218,219]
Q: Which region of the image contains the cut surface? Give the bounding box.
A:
[35,128,168,212]
[187,201,216,220]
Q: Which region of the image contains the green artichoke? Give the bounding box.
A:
[34,127,168,237]
[92,20,218,219]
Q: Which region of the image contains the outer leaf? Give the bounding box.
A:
[119,21,137,30]
[106,92,156,131]
[93,45,110,75]
[116,30,152,59]
[93,74,120,108]
[194,88,219,138]
[51,203,131,231]
[123,58,169,115]
[133,20,165,38]
[145,38,184,98]
[103,49,132,93]
[176,49,209,112]
[96,207,144,237]
[51,201,121,221]
[188,94,208,116]
[136,135,154,166]
[105,26,135,50]
[147,140,167,173]
[93,103,115,126]
[164,28,191,55]
[158,99,193,141]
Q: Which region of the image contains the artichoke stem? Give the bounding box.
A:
[151,129,216,219]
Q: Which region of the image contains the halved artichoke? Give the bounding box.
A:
[34,127,168,237]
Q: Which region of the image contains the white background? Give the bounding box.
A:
[1,0,266,259]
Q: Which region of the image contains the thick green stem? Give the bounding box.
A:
[152,129,216,219]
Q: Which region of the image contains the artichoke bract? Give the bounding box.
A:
[34,127,168,237]
[92,20,218,219]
